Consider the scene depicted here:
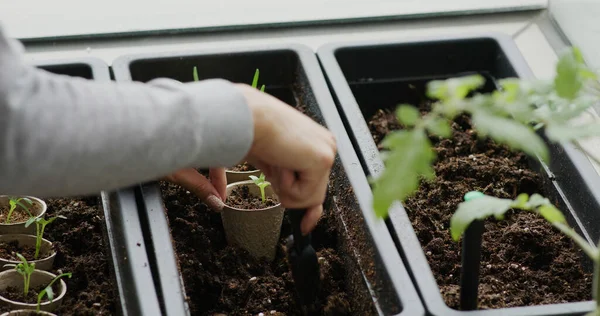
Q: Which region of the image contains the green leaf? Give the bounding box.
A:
[260,84,266,92]
[396,105,420,127]
[45,286,54,301]
[427,75,485,101]
[425,118,452,138]
[252,69,260,89]
[450,195,514,241]
[471,110,549,162]
[555,47,584,100]
[249,175,259,182]
[192,66,199,82]
[372,129,436,218]
[538,204,567,224]
[525,193,551,209]
[546,123,600,142]
[24,217,36,228]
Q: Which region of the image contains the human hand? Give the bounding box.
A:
[163,168,227,211]
[236,83,337,235]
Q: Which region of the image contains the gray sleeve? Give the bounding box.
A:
[0,26,254,197]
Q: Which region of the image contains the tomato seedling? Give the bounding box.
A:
[5,197,33,224]
[3,253,35,297]
[372,46,600,218]
[36,272,72,312]
[249,173,271,203]
[25,215,66,260]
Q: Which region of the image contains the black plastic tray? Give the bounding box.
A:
[111,44,424,316]
[36,58,164,316]
[317,33,600,316]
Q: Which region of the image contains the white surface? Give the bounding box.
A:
[1,0,546,40]
[21,11,538,66]
[550,0,600,69]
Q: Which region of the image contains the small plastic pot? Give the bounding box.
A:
[225,168,262,184]
[0,310,56,316]
[0,270,67,312]
[221,180,284,261]
[0,197,46,235]
[0,235,55,272]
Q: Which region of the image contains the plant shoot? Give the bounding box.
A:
[25,215,66,260]
[251,68,266,92]
[5,253,35,297]
[5,197,33,224]
[372,47,600,218]
[249,173,271,203]
[36,272,72,311]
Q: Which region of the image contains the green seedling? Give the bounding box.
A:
[249,173,271,203]
[450,192,600,315]
[251,68,266,92]
[192,66,266,92]
[193,66,199,82]
[3,253,36,297]
[36,272,72,312]
[25,215,66,260]
[5,197,33,224]
[372,46,600,218]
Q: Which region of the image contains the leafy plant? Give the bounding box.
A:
[249,173,271,203]
[25,215,66,260]
[5,197,33,224]
[3,253,36,297]
[451,192,600,315]
[36,272,72,312]
[371,46,600,218]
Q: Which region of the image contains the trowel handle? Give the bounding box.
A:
[288,208,312,251]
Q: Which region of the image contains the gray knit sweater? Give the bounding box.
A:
[0,25,254,197]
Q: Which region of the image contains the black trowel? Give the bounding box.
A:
[286,208,321,314]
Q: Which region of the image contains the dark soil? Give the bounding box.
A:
[229,161,257,172]
[160,174,352,315]
[44,197,115,315]
[0,207,32,224]
[226,186,279,209]
[0,240,51,261]
[0,284,57,304]
[367,107,593,309]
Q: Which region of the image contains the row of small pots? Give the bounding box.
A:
[0,197,65,315]
[223,166,284,261]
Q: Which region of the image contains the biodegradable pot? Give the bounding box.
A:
[221,180,284,261]
[0,270,67,312]
[0,235,55,272]
[225,168,262,185]
[0,197,46,236]
[0,310,56,316]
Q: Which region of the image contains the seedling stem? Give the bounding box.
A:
[249,173,271,203]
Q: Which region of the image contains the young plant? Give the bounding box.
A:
[5,197,33,224]
[36,272,72,312]
[369,46,600,312]
[249,173,271,203]
[25,215,66,260]
[3,253,36,297]
[251,68,266,92]
[450,192,600,315]
[371,46,600,218]
[192,66,266,92]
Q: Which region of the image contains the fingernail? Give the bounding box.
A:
[206,195,225,212]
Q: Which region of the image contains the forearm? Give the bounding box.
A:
[0,31,253,197]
